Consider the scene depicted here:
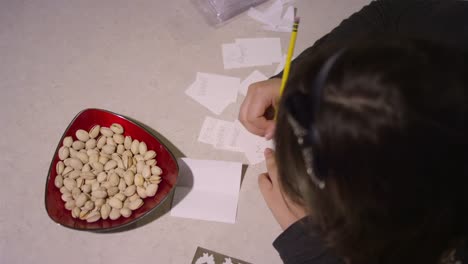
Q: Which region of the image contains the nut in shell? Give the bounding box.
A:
[89,125,100,139]
[100,127,114,137]
[86,211,101,223]
[63,136,73,147]
[76,129,90,142]
[110,123,124,134]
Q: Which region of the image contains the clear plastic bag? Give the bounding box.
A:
[192,0,268,26]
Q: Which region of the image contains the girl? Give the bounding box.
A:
[239,1,468,263]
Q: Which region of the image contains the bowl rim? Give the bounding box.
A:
[44,108,179,232]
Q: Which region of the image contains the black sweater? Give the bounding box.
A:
[272,0,468,263]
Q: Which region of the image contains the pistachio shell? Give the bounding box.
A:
[108,173,120,187]
[79,209,90,220]
[102,144,116,155]
[86,211,101,222]
[136,160,145,174]
[54,175,64,188]
[130,140,140,155]
[89,153,99,163]
[114,168,125,177]
[98,155,109,164]
[58,146,69,160]
[101,204,111,220]
[61,192,73,202]
[72,140,85,150]
[76,129,90,142]
[123,170,134,186]
[68,170,81,180]
[60,186,69,194]
[91,181,100,191]
[62,166,73,176]
[91,162,104,173]
[72,187,81,199]
[63,178,77,191]
[82,163,91,172]
[67,158,83,170]
[108,197,123,209]
[63,136,73,147]
[110,123,124,134]
[89,125,100,139]
[134,155,144,162]
[149,175,162,184]
[109,208,121,220]
[138,142,147,155]
[81,171,95,180]
[95,198,105,207]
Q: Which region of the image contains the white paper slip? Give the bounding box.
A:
[171,158,243,224]
[239,70,268,96]
[185,72,240,115]
[198,117,242,152]
[234,121,274,165]
[248,0,295,32]
[222,38,282,69]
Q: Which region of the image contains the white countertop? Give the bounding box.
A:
[0,1,370,263]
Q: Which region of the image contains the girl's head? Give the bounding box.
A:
[275,38,468,264]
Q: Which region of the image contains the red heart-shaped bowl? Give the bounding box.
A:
[45,108,178,231]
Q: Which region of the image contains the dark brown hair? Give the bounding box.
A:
[275,38,468,264]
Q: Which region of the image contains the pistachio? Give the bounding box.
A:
[106,137,116,146]
[108,173,120,187]
[81,171,95,180]
[118,178,127,192]
[95,198,105,207]
[120,207,132,218]
[68,170,81,180]
[110,123,124,134]
[124,136,132,150]
[97,172,107,183]
[58,146,69,160]
[100,127,114,137]
[114,193,126,202]
[129,194,140,202]
[72,187,81,199]
[101,204,111,220]
[123,170,134,186]
[81,184,91,193]
[114,168,125,177]
[145,184,158,197]
[138,141,147,155]
[64,200,76,210]
[124,185,136,197]
[136,186,147,199]
[96,136,107,149]
[130,139,140,155]
[55,175,64,188]
[117,144,125,155]
[68,158,83,170]
[135,155,144,162]
[85,138,97,149]
[60,186,69,194]
[151,166,162,176]
[142,165,151,179]
[76,129,90,142]
[83,200,95,211]
[63,136,73,147]
[61,192,73,202]
[144,149,157,160]
[89,125,100,139]
[128,198,143,211]
[107,186,119,196]
[89,153,99,163]
[109,208,121,220]
[91,162,104,173]
[134,174,144,187]
[63,178,77,191]
[69,148,78,158]
[75,193,89,207]
[86,211,101,222]
[92,189,107,199]
[72,140,85,150]
[145,159,157,166]
[72,207,81,218]
[104,160,117,171]
[76,177,84,188]
[149,175,162,184]
[102,144,116,155]
[136,161,145,174]
[62,166,73,176]
[98,155,109,164]
[82,163,91,172]
[76,152,89,164]
[113,134,124,145]
[56,161,65,175]
[108,197,123,209]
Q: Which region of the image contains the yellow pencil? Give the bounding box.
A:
[279,16,300,97]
